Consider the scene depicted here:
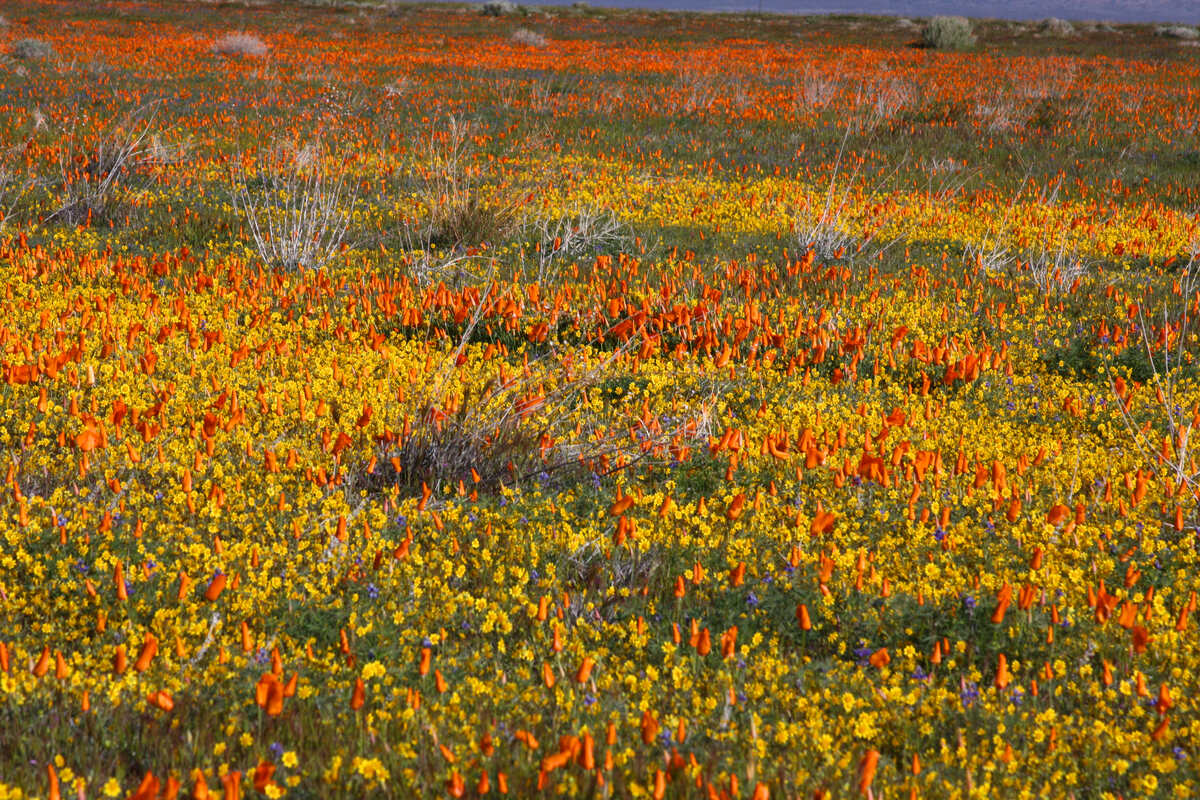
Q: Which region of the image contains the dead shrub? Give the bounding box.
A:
[232,138,356,271]
[359,291,718,499]
[48,101,178,227]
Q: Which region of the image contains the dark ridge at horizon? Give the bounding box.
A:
[467,0,1200,24]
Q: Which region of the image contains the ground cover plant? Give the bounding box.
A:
[1,0,1200,797]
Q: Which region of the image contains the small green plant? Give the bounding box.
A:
[922,16,976,50]
[1043,334,1101,379]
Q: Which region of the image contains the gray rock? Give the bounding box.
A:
[1156,25,1199,40]
[1039,18,1075,36]
[481,0,518,16]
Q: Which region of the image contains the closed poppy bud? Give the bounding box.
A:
[114,644,128,674]
[1157,684,1173,715]
[253,762,274,792]
[148,690,174,712]
[204,573,226,602]
[725,493,745,520]
[192,771,210,800]
[266,681,284,716]
[796,603,812,630]
[995,654,1012,689]
[114,562,128,602]
[130,772,159,800]
[581,733,595,769]
[32,646,50,678]
[219,772,240,800]
[1152,716,1170,741]
[640,710,659,744]
[419,647,431,676]
[857,750,879,795]
[255,674,274,707]
[134,635,158,672]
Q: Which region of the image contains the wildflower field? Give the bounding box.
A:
[2,1,1200,797]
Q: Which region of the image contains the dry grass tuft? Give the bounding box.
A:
[211,32,268,58]
[510,28,547,47]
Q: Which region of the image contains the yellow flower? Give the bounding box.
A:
[353,757,390,783]
[282,751,299,769]
[102,779,121,798]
